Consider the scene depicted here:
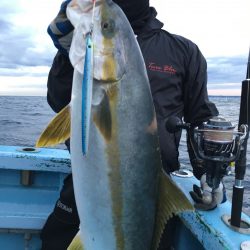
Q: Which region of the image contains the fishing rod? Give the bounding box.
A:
[230,48,250,227]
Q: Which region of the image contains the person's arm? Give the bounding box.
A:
[47,51,74,113]
[183,43,218,125]
[183,43,219,179]
[46,0,75,113]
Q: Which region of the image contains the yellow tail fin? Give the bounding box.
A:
[152,170,194,250]
[36,105,71,147]
[67,232,84,250]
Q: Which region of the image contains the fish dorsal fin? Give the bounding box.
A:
[93,91,112,141]
[67,232,84,250]
[152,170,194,250]
[36,105,71,147]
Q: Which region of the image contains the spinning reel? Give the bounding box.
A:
[166,116,248,189]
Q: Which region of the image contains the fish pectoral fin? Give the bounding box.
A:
[36,105,71,147]
[93,91,112,141]
[152,170,194,250]
[67,232,84,250]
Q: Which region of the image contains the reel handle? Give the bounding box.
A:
[165,116,190,133]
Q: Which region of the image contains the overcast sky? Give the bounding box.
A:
[0,0,249,96]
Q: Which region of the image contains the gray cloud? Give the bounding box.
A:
[0,0,55,76]
[0,19,12,33]
[207,56,248,84]
[0,33,35,68]
[0,21,54,75]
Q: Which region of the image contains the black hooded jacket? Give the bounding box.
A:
[47,7,218,174]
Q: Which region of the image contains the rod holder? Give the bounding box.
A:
[222,214,250,235]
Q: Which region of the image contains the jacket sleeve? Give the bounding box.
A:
[183,43,219,124]
[46,1,74,113]
[47,51,74,113]
[183,43,219,179]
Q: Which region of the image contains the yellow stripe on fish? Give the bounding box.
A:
[105,84,125,250]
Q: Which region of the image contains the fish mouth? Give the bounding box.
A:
[93,71,125,85]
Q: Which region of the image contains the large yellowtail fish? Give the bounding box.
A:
[36,0,193,249]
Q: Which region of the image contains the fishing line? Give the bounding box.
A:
[90,0,96,34]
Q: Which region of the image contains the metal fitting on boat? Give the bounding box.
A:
[172,169,193,178]
[222,214,250,235]
[17,147,40,153]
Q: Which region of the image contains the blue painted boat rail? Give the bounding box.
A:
[173,174,250,250]
[0,145,249,249]
[0,145,71,173]
[0,145,71,249]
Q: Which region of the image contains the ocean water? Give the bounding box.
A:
[0,96,249,215]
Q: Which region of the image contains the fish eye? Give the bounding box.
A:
[102,22,109,29]
[101,19,116,38]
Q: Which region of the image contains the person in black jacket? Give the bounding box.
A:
[41,0,219,249]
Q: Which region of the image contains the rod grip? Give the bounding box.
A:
[231,185,244,227]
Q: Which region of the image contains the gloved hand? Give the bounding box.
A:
[47,0,74,55]
[190,174,227,210]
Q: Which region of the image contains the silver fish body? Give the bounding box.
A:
[70,1,161,249]
[36,1,192,249]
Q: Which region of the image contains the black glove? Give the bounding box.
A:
[190,174,227,210]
